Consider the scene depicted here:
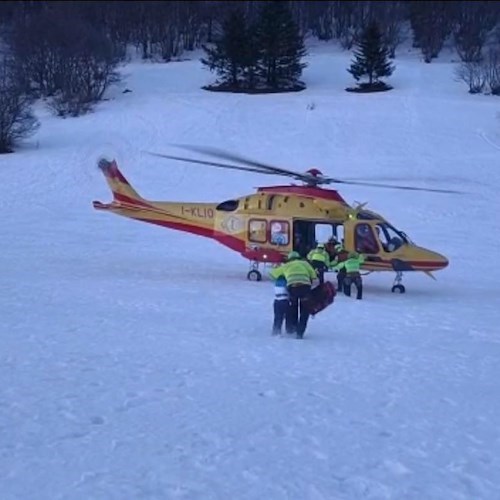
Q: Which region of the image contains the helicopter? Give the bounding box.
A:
[93,145,459,293]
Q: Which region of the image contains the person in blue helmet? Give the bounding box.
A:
[269,251,317,339]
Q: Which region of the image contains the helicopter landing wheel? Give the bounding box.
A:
[391,271,405,293]
[247,270,262,281]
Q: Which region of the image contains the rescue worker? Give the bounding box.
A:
[307,243,331,285]
[329,240,349,293]
[325,237,340,260]
[269,251,317,339]
[333,251,366,300]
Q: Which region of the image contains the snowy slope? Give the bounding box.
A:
[1,42,500,500]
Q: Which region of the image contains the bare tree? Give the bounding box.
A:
[74,0,129,59]
[454,47,500,95]
[453,1,499,62]
[8,2,122,117]
[198,1,234,42]
[11,9,62,96]
[0,60,40,154]
[370,1,408,58]
[454,60,487,93]
[180,1,204,51]
[307,1,334,40]
[483,47,500,94]
[48,22,121,117]
[120,1,208,61]
[339,1,371,50]
[287,0,311,36]
[410,1,453,62]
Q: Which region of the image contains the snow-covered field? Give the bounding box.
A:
[1,41,500,499]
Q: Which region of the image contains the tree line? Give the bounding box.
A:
[1,0,500,153]
[2,1,498,64]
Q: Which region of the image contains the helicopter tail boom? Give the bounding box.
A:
[93,159,222,243]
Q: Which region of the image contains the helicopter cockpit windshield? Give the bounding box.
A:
[375,222,409,252]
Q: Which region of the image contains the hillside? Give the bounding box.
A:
[1,42,500,500]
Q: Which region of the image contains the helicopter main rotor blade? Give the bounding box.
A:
[172,145,461,192]
[145,151,279,176]
[171,144,327,182]
[341,174,472,184]
[148,147,464,194]
[340,174,476,190]
[323,178,464,194]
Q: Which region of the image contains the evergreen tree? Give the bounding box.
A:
[201,9,257,89]
[348,22,395,86]
[255,1,307,90]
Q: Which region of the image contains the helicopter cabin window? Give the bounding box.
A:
[269,220,289,246]
[375,223,405,252]
[355,223,380,254]
[356,211,378,220]
[314,223,334,246]
[335,224,345,246]
[248,219,267,243]
[216,199,239,212]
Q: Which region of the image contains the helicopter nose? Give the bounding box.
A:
[421,249,449,270]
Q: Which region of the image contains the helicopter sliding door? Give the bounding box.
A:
[292,220,342,257]
[292,220,313,256]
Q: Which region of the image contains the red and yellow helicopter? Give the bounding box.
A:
[93,145,458,293]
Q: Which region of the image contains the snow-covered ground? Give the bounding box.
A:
[1,41,500,500]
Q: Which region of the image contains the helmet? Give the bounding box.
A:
[317,243,325,249]
[348,251,358,259]
[287,251,300,261]
[275,276,287,287]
